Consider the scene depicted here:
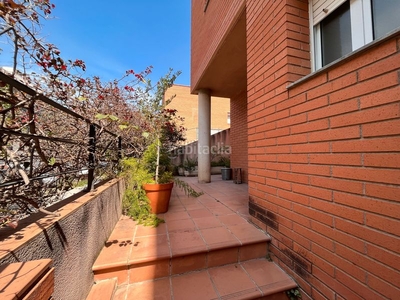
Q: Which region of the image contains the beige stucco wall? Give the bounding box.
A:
[171,128,231,167]
[0,179,124,300]
[165,85,230,143]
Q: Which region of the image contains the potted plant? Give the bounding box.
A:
[183,157,198,177]
[210,145,231,175]
[115,70,202,223]
[142,140,174,214]
[211,157,229,175]
[177,163,185,176]
[134,69,186,214]
[120,157,164,226]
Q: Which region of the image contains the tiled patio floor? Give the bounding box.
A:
[91,175,296,300]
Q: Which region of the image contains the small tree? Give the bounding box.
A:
[134,69,185,183]
[0,0,187,227]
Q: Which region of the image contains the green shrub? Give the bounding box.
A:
[183,157,197,171]
[119,158,164,227]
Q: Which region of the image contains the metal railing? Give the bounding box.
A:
[0,71,121,219]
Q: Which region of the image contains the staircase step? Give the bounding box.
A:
[91,179,298,299]
[92,214,271,285]
[113,259,297,300]
[86,278,117,300]
[0,259,54,300]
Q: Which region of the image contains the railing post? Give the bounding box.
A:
[118,136,122,160]
[87,124,96,192]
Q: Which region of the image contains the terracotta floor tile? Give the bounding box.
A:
[163,211,191,222]
[218,214,248,226]
[201,227,241,250]
[113,215,136,227]
[180,197,203,206]
[202,200,226,208]
[227,222,270,244]
[237,208,251,218]
[166,218,196,233]
[112,285,127,300]
[87,278,117,300]
[193,216,222,229]
[167,204,186,212]
[208,264,262,299]
[188,208,214,218]
[125,277,171,300]
[108,223,136,241]
[171,252,207,275]
[169,231,207,256]
[90,176,280,297]
[94,267,129,286]
[129,259,170,283]
[198,195,220,205]
[207,192,228,200]
[229,204,249,215]
[241,259,296,295]
[239,243,268,261]
[207,247,239,268]
[135,222,167,237]
[184,203,206,211]
[209,205,235,216]
[0,260,52,300]
[217,195,239,202]
[171,270,219,300]
[129,234,170,263]
[93,240,132,268]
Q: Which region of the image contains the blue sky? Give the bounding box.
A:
[2,1,191,86]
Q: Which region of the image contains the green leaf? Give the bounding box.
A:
[108,115,119,121]
[95,113,108,120]
[119,124,129,130]
[48,157,56,166]
[142,132,150,138]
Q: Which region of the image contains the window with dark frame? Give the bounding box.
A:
[321,1,352,66]
[313,0,400,70]
[371,0,400,39]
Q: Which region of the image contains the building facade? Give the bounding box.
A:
[165,84,230,143]
[191,0,400,299]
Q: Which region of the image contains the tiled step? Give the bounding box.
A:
[113,258,297,300]
[92,213,271,286]
[91,177,298,299]
[86,278,117,300]
[0,259,54,300]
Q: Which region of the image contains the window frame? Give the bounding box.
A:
[311,0,376,70]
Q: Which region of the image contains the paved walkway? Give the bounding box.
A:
[91,175,296,300]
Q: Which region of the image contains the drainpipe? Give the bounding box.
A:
[198,89,211,183]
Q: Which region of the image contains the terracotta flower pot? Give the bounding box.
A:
[143,182,174,214]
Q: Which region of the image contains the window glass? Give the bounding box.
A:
[371,0,400,39]
[321,1,352,66]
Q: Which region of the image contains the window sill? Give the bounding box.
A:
[287,28,400,90]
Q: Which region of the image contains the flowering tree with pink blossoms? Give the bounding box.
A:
[0,0,185,228]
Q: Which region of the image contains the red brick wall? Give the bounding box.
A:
[247,0,400,299]
[191,0,245,90]
[231,90,248,182]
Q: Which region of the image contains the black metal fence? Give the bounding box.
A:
[0,71,121,221]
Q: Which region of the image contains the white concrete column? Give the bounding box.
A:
[198,89,211,183]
